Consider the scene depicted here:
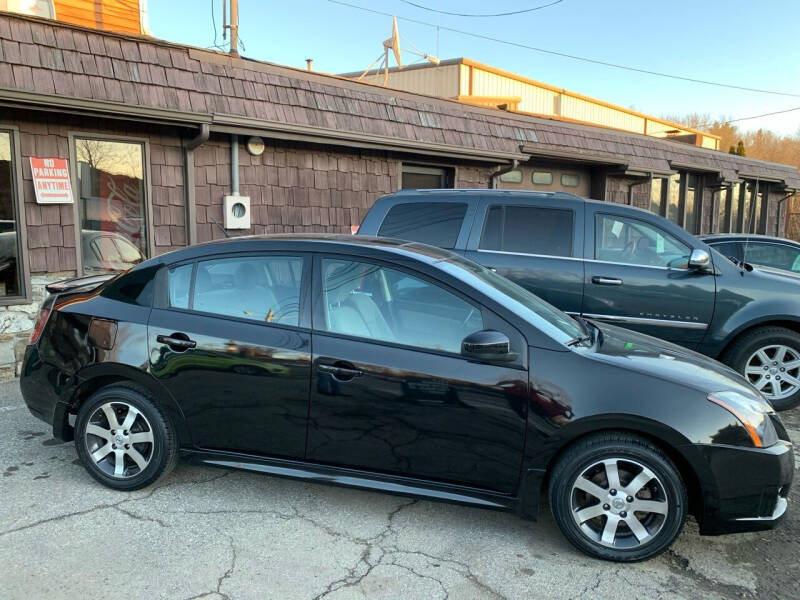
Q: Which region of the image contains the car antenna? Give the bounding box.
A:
[208,216,232,239]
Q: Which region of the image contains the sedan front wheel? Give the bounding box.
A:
[549,432,687,562]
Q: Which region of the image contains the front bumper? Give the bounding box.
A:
[689,438,793,535]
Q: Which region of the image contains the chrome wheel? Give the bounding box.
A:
[570,458,669,549]
[745,345,800,401]
[84,402,154,479]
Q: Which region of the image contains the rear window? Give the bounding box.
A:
[378,202,467,249]
[480,205,573,257]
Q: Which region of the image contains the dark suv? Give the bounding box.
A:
[358,190,800,410]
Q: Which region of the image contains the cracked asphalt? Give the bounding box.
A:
[2,380,799,600]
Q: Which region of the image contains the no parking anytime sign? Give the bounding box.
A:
[30,157,74,204]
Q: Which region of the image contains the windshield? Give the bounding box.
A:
[434,254,584,345]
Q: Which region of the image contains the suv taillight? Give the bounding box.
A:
[30,304,52,344]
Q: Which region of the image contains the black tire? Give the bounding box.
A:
[75,383,178,491]
[548,432,687,562]
[722,326,800,411]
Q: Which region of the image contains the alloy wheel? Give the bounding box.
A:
[84,402,154,478]
[570,458,669,549]
[745,345,800,401]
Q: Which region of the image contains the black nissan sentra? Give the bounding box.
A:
[20,235,793,562]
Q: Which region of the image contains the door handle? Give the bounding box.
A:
[156,333,197,351]
[591,276,623,286]
[318,361,364,381]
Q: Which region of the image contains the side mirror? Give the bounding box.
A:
[688,248,711,270]
[461,330,516,362]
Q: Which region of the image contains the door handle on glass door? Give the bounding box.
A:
[592,276,623,286]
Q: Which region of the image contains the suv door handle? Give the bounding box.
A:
[592,276,623,286]
[318,361,364,381]
[157,333,197,351]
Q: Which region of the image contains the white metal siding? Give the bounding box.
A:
[359,64,460,98]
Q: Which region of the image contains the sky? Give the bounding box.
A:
[149,0,800,136]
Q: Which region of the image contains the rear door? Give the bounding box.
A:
[582,208,716,347]
[463,198,585,314]
[148,252,312,458]
[306,254,528,494]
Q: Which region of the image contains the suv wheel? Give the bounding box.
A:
[549,432,687,562]
[723,326,800,411]
[75,384,178,491]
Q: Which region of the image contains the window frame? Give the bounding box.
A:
[69,132,154,276]
[593,212,692,271]
[0,126,31,305]
[477,203,575,258]
[311,252,491,360]
[156,251,312,331]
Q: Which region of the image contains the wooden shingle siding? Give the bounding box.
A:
[0,13,797,189]
[3,108,185,272]
[53,0,143,35]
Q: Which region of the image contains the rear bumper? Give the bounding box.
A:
[19,345,75,441]
[689,440,793,535]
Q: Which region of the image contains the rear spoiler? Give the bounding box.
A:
[45,273,117,295]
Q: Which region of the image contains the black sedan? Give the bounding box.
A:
[702,234,800,275]
[20,235,793,562]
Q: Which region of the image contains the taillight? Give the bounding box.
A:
[29,305,52,344]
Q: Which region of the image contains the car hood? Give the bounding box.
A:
[581,320,757,397]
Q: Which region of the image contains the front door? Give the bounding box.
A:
[307,256,528,494]
[148,253,311,458]
[582,210,716,347]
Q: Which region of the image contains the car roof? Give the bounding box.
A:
[144,233,461,267]
[701,233,799,245]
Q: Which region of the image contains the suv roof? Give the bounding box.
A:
[394,188,583,201]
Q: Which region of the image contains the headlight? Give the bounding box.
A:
[708,391,778,448]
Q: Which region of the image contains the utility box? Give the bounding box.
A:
[223,195,251,229]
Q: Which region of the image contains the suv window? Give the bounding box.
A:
[321,258,483,354]
[745,242,800,272]
[480,205,573,257]
[595,214,690,268]
[169,255,303,326]
[708,241,743,262]
[378,202,466,249]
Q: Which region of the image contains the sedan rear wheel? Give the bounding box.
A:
[75,383,178,491]
[549,432,687,562]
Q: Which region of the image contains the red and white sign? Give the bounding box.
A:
[30,157,74,204]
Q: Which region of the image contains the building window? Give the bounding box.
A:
[650,172,702,234]
[401,164,453,189]
[561,173,580,187]
[0,130,25,301]
[532,172,553,185]
[499,169,522,183]
[74,137,148,274]
[650,177,667,215]
[682,173,702,235]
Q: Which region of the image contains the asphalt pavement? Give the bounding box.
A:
[2,379,799,600]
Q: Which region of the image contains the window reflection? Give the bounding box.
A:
[76,138,147,274]
[0,131,22,298]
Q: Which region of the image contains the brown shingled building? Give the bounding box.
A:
[0,8,799,377]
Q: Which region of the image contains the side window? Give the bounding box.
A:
[321,258,483,354]
[480,205,573,257]
[709,241,743,262]
[745,243,800,272]
[171,256,304,326]
[377,202,467,249]
[595,214,691,268]
[168,263,193,309]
